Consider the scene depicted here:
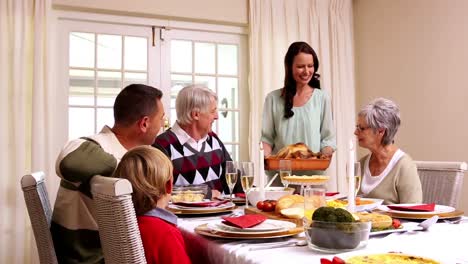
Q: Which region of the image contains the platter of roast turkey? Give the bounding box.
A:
[265,143,331,170]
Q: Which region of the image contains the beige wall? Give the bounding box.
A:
[52,0,248,26]
[354,0,468,212]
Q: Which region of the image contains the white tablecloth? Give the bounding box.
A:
[178,210,468,264]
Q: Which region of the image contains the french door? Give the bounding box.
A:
[59,19,248,161]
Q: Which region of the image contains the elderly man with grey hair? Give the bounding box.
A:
[153,85,242,198]
[354,97,422,205]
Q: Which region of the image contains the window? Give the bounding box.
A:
[59,19,247,161]
[163,29,247,161]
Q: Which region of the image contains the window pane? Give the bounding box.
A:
[194,42,215,74]
[218,77,238,109]
[70,32,95,68]
[97,34,122,69]
[223,144,239,161]
[97,108,114,131]
[124,72,147,87]
[218,44,238,75]
[217,111,239,143]
[69,69,94,106]
[194,76,216,91]
[171,40,192,73]
[124,36,147,71]
[69,107,94,139]
[170,74,192,108]
[97,71,121,106]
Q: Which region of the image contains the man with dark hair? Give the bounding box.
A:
[51,84,164,264]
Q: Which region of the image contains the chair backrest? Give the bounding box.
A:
[415,161,467,208]
[20,172,58,264]
[90,175,147,264]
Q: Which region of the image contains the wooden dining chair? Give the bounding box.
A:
[415,161,467,208]
[20,171,58,264]
[90,175,147,264]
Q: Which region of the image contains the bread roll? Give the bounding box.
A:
[280,208,305,219]
[275,194,305,213]
[355,212,392,229]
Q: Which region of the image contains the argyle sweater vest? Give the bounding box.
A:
[154,130,230,194]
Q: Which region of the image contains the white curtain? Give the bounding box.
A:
[249,0,356,193]
[0,0,63,262]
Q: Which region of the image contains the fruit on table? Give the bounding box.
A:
[256,200,277,212]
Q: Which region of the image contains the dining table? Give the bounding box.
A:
[178,207,468,264]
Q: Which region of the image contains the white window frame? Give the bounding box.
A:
[55,11,249,160]
[161,28,248,161]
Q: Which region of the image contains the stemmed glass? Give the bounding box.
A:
[347,162,362,198]
[354,162,362,197]
[240,161,254,208]
[279,159,292,188]
[225,161,239,203]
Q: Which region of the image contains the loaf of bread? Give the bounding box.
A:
[275,194,305,214]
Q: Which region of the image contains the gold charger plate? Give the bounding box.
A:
[375,208,464,220]
[265,157,330,171]
[167,204,236,215]
[195,224,304,239]
[346,253,440,264]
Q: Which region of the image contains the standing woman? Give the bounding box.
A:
[355,98,422,204]
[261,41,336,165]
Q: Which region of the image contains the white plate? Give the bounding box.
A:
[369,224,422,236]
[379,204,455,215]
[168,202,235,211]
[216,219,296,232]
[207,220,296,235]
[220,195,246,203]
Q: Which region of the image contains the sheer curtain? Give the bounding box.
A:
[0,0,63,262]
[249,0,356,193]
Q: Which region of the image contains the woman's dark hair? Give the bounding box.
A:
[282,41,320,118]
[114,84,163,126]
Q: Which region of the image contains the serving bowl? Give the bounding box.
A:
[247,187,295,206]
[304,220,371,253]
[171,184,208,203]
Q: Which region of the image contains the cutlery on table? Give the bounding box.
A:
[248,239,307,251]
[403,215,439,233]
[444,217,468,224]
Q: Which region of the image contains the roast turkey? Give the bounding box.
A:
[272,143,322,159]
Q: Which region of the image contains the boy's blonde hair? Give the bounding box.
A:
[113,145,173,215]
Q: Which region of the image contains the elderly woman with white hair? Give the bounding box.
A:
[153,85,242,199]
[355,98,422,204]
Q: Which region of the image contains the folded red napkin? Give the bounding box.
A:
[173,200,229,208]
[387,203,436,212]
[235,193,246,198]
[325,192,339,197]
[222,214,267,229]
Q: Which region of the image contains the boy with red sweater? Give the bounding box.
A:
[113,146,190,264]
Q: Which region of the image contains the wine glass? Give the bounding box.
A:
[240,161,254,208]
[225,161,239,203]
[347,162,362,198]
[279,159,292,188]
[354,162,362,197]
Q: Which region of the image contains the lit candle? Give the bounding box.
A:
[259,142,265,201]
[347,139,356,212]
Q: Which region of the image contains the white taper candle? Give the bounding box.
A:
[259,142,266,201]
[347,139,356,212]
